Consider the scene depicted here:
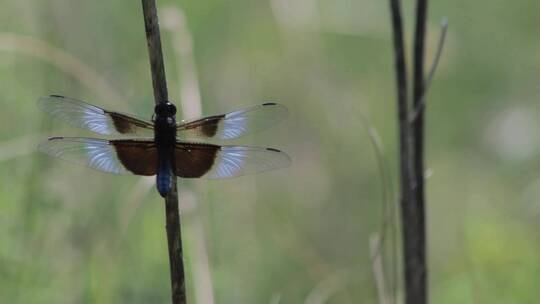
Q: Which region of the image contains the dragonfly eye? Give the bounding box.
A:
[155,102,177,117]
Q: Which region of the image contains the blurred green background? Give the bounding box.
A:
[1,0,540,303]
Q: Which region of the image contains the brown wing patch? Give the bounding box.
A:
[106,111,154,134]
[112,140,158,176]
[179,115,224,137]
[174,143,219,178]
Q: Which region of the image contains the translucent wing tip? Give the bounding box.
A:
[37,94,81,117]
[208,145,292,179]
[262,101,289,116]
[38,136,75,157]
[38,139,65,162]
[261,102,289,128]
[264,147,292,168]
[37,94,65,107]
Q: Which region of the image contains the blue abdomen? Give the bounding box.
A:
[156,152,173,197]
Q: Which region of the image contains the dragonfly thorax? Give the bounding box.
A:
[154,102,177,144]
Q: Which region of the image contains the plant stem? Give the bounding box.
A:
[408,0,428,302]
[141,0,186,303]
[388,0,429,302]
[142,0,169,103]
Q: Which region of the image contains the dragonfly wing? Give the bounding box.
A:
[176,103,287,140]
[38,95,154,136]
[174,142,291,178]
[39,137,158,176]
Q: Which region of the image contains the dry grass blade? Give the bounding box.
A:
[162,5,216,304]
[370,234,391,304]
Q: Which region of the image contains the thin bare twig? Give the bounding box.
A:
[425,19,448,93]
[410,19,448,122]
[141,1,186,303]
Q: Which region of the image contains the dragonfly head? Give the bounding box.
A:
[155,102,177,118]
[155,102,177,127]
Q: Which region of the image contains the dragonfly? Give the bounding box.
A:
[38,95,291,197]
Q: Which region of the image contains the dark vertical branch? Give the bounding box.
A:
[164,188,186,304]
[388,0,429,303]
[388,3,412,304]
[410,0,428,303]
[141,1,186,303]
[388,2,415,298]
[142,0,169,103]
